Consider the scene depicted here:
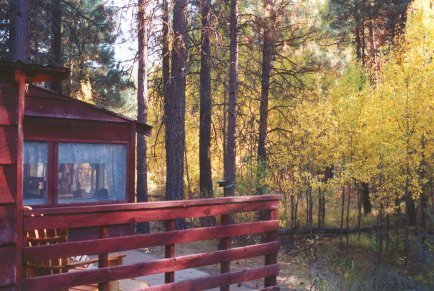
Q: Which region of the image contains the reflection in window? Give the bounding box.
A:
[23,142,48,205]
[57,143,126,204]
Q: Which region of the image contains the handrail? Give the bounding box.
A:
[23,194,281,216]
[22,195,281,290]
[23,195,281,231]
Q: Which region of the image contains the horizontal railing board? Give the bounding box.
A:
[23,220,279,261]
[22,242,279,291]
[23,200,278,231]
[24,195,281,216]
[259,286,281,291]
[144,264,280,291]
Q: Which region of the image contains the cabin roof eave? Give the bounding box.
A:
[26,85,152,136]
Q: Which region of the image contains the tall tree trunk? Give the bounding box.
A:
[9,0,30,62]
[420,133,427,233]
[199,0,213,199]
[308,186,313,238]
[184,147,192,199]
[223,0,238,197]
[340,185,345,246]
[256,0,275,195]
[49,0,62,93]
[404,81,417,227]
[354,1,362,64]
[290,194,295,229]
[361,181,372,214]
[357,186,362,240]
[136,0,150,233]
[346,184,351,253]
[317,188,322,230]
[368,21,379,83]
[165,0,187,229]
[162,0,170,90]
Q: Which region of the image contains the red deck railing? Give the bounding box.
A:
[21,195,281,290]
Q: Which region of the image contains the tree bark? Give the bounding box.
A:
[162,0,170,89]
[9,0,30,62]
[223,0,238,197]
[256,0,275,195]
[340,185,345,246]
[136,0,150,233]
[199,0,213,199]
[346,184,351,252]
[361,181,372,214]
[165,0,188,223]
[49,0,62,93]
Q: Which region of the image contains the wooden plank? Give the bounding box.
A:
[23,221,278,261]
[145,264,280,291]
[164,220,176,284]
[0,126,17,165]
[23,200,279,231]
[0,81,18,125]
[23,195,281,216]
[0,245,16,286]
[0,165,17,203]
[21,242,279,291]
[0,204,16,245]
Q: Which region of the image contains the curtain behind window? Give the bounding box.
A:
[58,143,127,202]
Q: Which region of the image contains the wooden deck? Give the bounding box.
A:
[21,195,281,290]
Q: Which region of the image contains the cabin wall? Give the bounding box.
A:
[0,71,25,289]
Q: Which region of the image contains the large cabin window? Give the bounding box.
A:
[23,142,49,205]
[23,141,127,206]
[57,143,127,204]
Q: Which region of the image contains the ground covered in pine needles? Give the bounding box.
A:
[278,232,434,290]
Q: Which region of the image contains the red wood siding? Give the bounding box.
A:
[0,204,16,245]
[0,84,17,125]
[0,71,25,289]
[0,166,17,204]
[0,126,18,165]
[0,245,16,286]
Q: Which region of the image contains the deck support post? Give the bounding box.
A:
[219,214,232,291]
[164,219,176,283]
[264,208,278,288]
[98,226,109,291]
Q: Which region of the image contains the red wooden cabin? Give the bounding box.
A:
[0,61,280,290]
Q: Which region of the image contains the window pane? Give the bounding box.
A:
[57,143,126,204]
[23,142,49,206]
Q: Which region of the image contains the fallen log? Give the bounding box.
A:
[278,225,383,237]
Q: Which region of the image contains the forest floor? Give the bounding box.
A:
[144,210,434,291]
[278,232,434,290]
[145,231,434,290]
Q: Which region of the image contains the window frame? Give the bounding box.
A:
[24,139,129,207]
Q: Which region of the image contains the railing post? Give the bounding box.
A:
[264,208,278,288]
[98,226,109,291]
[219,214,232,291]
[165,219,176,283]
